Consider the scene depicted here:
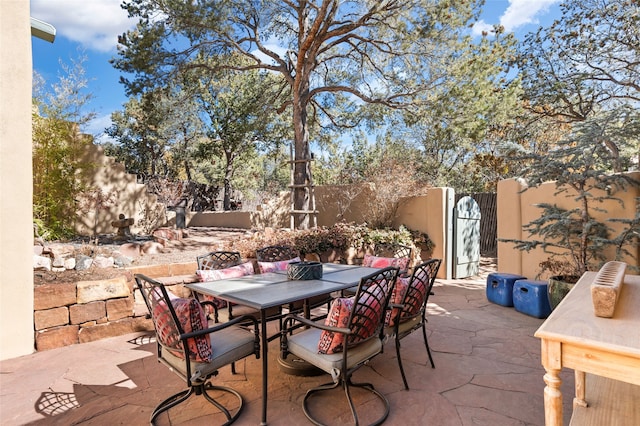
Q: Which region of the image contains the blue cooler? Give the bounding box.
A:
[486,273,526,307]
[513,280,552,318]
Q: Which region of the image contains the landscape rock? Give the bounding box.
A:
[76,275,130,304]
[64,257,76,270]
[34,307,69,330]
[75,255,93,271]
[114,255,132,267]
[117,243,142,259]
[142,241,164,255]
[52,256,66,268]
[93,256,115,269]
[34,282,77,310]
[33,255,51,271]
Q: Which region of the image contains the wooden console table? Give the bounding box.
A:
[535,272,640,426]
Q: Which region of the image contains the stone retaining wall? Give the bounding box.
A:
[33,261,198,351]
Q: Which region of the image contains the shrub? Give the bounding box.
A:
[223,223,434,262]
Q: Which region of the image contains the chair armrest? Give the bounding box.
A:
[281,314,352,360]
[180,314,259,341]
[282,313,352,335]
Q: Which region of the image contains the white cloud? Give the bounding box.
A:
[471,20,494,37]
[500,0,560,33]
[472,0,560,36]
[30,0,136,52]
[86,113,113,137]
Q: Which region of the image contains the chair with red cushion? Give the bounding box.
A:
[135,274,260,425]
[281,266,399,425]
[195,251,243,322]
[385,258,441,390]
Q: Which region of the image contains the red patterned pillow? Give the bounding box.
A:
[196,261,255,281]
[196,261,255,308]
[404,276,428,316]
[363,254,409,271]
[318,297,354,354]
[388,276,427,326]
[257,257,301,273]
[351,283,386,342]
[152,297,212,362]
[387,277,409,326]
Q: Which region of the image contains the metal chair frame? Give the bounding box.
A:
[281,267,399,426]
[196,251,243,271]
[195,251,266,324]
[373,242,413,261]
[135,274,260,425]
[388,258,441,390]
[255,245,299,262]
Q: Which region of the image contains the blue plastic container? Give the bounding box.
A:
[486,273,526,307]
[513,280,552,318]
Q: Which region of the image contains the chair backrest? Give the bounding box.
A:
[397,259,441,322]
[374,242,412,261]
[256,245,299,262]
[348,266,399,347]
[135,274,214,364]
[197,251,242,270]
[135,274,188,358]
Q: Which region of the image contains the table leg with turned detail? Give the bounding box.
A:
[542,367,563,426]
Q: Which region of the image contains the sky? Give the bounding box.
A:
[31,0,562,143]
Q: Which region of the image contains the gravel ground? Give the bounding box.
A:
[34,227,254,285]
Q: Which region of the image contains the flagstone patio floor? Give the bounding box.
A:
[1,275,575,425]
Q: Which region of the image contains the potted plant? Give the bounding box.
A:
[503,110,639,309]
[538,259,581,310]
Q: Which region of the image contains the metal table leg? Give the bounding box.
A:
[260,308,268,425]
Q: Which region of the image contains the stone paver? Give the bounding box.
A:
[0,278,575,425]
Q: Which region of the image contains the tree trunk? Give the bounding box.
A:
[292,83,311,229]
[223,150,234,211]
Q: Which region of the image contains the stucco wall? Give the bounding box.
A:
[73,144,166,236]
[394,188,455,279]
[1,1,35,360]
[497,173,640,279]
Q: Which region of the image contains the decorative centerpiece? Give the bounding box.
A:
[287,261,323,280]
[591,261,627,318]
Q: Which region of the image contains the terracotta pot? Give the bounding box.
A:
[547,275,580,310]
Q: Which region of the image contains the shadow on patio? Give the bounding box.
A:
[0,278,574,425]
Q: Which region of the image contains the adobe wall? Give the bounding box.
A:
[497,173,640,279]
[73,144,166,236]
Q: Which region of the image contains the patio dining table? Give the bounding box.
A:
[186,263,381,425]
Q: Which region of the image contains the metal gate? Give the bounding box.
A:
[453,196,481,278]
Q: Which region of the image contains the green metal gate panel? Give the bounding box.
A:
[453,196,481,279]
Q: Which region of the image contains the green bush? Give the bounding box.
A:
[224,223,434,261]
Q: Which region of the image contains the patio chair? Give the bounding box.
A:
[256,245,332,319]
[385,258,441,390]
[255,245,299,263]
[197,250,243,271]
[194,251,281,325]
[135,274,260,425]
[342,242,412,298]
[281,266,399,425]
[373,242,412,262]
